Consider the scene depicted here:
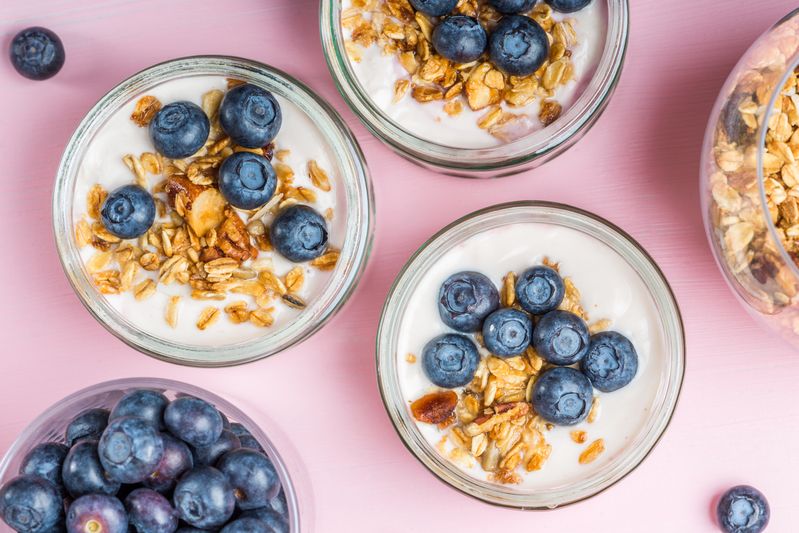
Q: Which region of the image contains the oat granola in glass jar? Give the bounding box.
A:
[701,8,799,346]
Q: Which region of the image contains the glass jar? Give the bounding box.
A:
[0,378,304,531]
[320,0,629,177]
[53,56,374,366]
[376,202,684,508]
[701,9,799,346]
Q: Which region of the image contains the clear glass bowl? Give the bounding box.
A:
[53,56,374,366]
[700,9,799,347]
[376,202,684,508]
[320,0,628,177]
[0,378,303,531]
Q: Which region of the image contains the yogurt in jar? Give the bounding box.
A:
[73,75,346,346]
[342,0,608,149]
[396,221,666,489]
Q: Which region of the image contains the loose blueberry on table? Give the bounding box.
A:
[9,27,65,81]
[0,388,290,532]
[716,485,770,533]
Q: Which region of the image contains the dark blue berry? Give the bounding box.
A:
[237,435,265,453]
[545,0,592,13]
[19,443,68,490]
[438,271,499,333]
[270,205,328,262]
[431,16,487,63]
[482,308,532,357]
[717,485,770,533]
[266,491,288,519]
[0,475,63,533]
[173,467,235,529]
[192,430,241,467]
[220,517,273,533]
[65,408,109,447]
[9,27,65,81]
[531,367,593,425]
[110,389,169,430]
[532,310,590,365]
[149,102,210,159]
[164,397,223,448]
[62,440,120,498]
[143,434,193,494]
[100,185,156,240]
[218,153,277,210]
[489,0,537,13]
[421,334,480,389]
[219,84,282,149]
[66,495,127,533]
[240,508,288,533]
[515,266,564,315]
[217,449,280,511]
[580,331,638,392]
[409,0,458,16]
[229,423,250,438]
[98,417,164,484]
[488,15,549,76]
[125,488,178,533]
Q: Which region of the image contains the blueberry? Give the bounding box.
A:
[431,16,487,63]
[62,440,120,498]
[482,308,532,357]
[220,517,273,533]
[149,101,210,159]
[488,15,549,76]
[240,509,288,533]
[489,0,537,13]
[100,184,156,240]
[192,430,241,467]
[217,449,280,510]
[173,467,235,529]
[98,417,164,484]
[19,443,68,490]
[421,334,480,389]
[66,495,127,533]
[110,389,169,430]
[0,475,63,533]
[266,491,288,519]
[218,153,277,210]
[270,205,328,262]
[531,367,593,425]
[219,84,282,149]
[164,397,223,448]
[438,271,499,333]
[65,408,109,447]
[125,488,177,533]
[580,331,638,392]
[545,0,592,13]
[532,310,590,365]
[143,434,193,494]
[9,27,65,81]
[409,0,458,16]
[238,435,265,453]
[515,266,564,315]
[717,485,770,533]
[229,423,250,438]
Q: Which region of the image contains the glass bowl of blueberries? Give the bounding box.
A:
[321,0,629,176]
[376,201,684,508]
[0,378,300,532]
[52,56,374,366]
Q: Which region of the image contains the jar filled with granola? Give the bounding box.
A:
[701,8,799,346]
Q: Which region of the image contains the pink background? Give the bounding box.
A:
[1,0,797,531]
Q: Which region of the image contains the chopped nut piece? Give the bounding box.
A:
[570,430,588,444]
[131,96,161,127]
[411,391,458,424]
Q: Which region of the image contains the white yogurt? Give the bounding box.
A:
[342,1,607,149]
[396,222,666,489]
[73,75,346,347]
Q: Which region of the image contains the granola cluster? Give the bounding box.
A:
[343,0,580,141]
[409,260,606,484]
[76,80,338,331]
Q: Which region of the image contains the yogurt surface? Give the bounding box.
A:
[396,221,666,489]
[73,75,346,346]
[342,0,608,149]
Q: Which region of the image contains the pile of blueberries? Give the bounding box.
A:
[0,389,289,533]
[425,265,638,426]
[100,82,329,263]
[412,0,592,77]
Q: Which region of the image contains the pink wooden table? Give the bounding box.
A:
[1,0,798,531]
